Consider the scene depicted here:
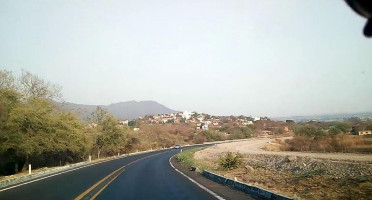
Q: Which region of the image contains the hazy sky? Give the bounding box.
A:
[1,0,371,117]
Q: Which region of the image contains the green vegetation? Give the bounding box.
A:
[282,120,372,153]
[294,125,326,137]
[219,152,243,170]
[175,148,204,167]
[1,69,371,176]
[0,70,87,175]
[0,70,133,175]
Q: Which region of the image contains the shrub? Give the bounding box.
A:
[176,148,203,166]
[219,152,243,170]
[294,125,326,137]
[281,135,372,153]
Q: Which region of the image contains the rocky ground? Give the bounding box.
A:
[194,137,372,200]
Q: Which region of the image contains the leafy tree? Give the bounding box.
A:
[0,71,87,175]
[227,127,254,139]
[166,119,174,123]
[0,88,21,126]
[180,117,186,123]
[91,109,128,158]
[1,97,88,173]
[328,122,350,135]
[295,125,326,137]
[89,106,109,125]
[128,120,136,127]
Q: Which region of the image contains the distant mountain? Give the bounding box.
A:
[58,101,177,120]
[271,112,372,123]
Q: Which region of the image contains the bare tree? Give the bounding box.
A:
[19,70,62,101]
[0,70,17,90]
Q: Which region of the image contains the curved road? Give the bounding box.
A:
[0,147,219,200]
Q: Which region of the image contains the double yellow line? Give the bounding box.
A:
[74,151,166,200]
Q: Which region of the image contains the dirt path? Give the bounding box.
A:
[195,137,372,162]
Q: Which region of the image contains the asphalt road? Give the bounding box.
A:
[0,147,218,200]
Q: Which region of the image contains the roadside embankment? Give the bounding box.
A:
[175,147,294,200]
[193,138,372,200]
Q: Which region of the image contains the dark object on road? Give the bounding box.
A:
[345,0,372,37]
[190,166,197,171]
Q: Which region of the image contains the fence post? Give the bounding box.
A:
[28,164,31,175]
[89,155,92,162]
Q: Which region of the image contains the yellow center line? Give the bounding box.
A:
[73,166,125,200]
[89,169,125,200]
[74,151,168,200]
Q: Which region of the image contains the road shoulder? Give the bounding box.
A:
[170,155,255,200]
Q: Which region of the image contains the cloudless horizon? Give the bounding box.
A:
[1,0,371,117]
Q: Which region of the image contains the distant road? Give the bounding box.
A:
[0,147,218,200]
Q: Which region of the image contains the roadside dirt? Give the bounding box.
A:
[194,137,372,200]
[195,137,372,162]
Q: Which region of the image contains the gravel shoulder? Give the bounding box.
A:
[195,137,372,163]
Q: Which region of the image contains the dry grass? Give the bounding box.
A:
[280,135,372,154]
[195,153,372,200]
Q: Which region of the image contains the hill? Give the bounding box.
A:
[271,112,372,122]
[58,100,177,120]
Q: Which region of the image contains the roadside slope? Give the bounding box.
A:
[195,137,372,162]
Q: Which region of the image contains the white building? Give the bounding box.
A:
[182,111,192,120]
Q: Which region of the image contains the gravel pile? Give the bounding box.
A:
[241,154,372,179]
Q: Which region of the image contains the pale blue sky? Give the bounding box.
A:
[1,0,371,117]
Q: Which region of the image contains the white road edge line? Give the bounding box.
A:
[1,140,247,193]
[0,157,118,193]
[169,154,225,200]
[0,150,165,192]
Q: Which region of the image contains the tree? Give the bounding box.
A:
[0,88,21,126]
[18,70,62,101]
[1,97,88,174]
[0,70,87,175]
[180,117,186,123]
[328,122,350,135]
[88,107,128,157]
[295,125,326,137]
[89,106,109,125]
[227,127,254,139]
[166,119,174,123]
[0,70,17,90]
[128,120,136,127]
[96,115,127,157]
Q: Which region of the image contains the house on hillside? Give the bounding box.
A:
[196,123,208,131]
[242,121,253,126]
[262,130,273,135]
[120,120,129,126]
[358,130,372,135]
[181,111,192,119]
